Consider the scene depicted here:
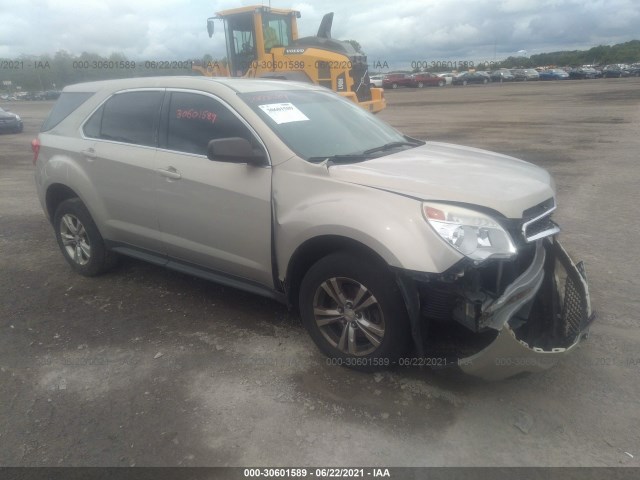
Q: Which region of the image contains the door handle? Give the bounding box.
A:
[81,148,97,160]
[157,166,182,180]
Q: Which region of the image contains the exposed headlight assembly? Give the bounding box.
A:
[423,202,517,263]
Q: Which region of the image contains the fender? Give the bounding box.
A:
[272,158,463,279]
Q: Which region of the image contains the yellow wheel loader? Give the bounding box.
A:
[192,5,386,113]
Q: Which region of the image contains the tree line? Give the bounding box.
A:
[479,40,640,70]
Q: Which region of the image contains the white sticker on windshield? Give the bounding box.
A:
[258,103,309,124]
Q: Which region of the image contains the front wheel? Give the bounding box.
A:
[483,78,488,84]
[391,83,398,89]
[299,252,410,370]
[438,80,445,87]
[54,198,117,276]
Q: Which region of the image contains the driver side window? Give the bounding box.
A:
[164,92,253,156]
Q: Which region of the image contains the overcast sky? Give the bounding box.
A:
[1,0,639,67]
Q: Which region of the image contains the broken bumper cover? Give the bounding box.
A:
[458,238,595,380]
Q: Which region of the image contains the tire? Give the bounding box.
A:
[299,251,410,370]
[53,198,117,276]
[417,82,424,88]
[462,80,468,86]
[438,80,445,87]
[483,78,488,84]
[391,83,398,89]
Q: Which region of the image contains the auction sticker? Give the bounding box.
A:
[258,103,309,124]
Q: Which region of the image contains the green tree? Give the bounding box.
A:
[346,39,364,54]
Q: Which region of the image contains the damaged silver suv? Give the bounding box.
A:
[34,77,594,379]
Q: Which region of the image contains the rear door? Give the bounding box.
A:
[82,89,164,254]
[154,90,273,287]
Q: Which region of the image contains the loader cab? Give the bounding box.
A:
[216,6,300,77]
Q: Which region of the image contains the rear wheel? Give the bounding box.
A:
[299,252,410,370]
[54,198,117,276]
[438,80,445,87]
[392,83,398,89]
[462,80,468,86]
[483,78,488,84]
[417,82,424,88]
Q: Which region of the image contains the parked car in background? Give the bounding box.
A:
[410,72,445,88]
[436,72,454,85]
[43,90,62,100]
[382,73,413,89]
[490,69,515,82]
[23,91,45,100]
[539,69,569,80]
[0,107,23,133]
[511,69,540,81]
[602,65,630,78]
[33,76,594,379]
[452,71,490,86]
[368,75,384,88]
[568,67,600,79]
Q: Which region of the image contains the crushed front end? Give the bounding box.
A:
[399,198,594,380]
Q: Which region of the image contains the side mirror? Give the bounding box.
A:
[207,18,215,38]
[207,137,266,166]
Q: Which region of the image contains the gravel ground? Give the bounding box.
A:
[0,78,639,467]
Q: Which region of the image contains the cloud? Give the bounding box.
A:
[0,0,638,64]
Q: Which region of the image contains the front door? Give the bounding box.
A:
[154,90,273,287]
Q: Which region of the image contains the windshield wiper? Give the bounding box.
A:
[362,138,424,155]
[307,154,371,164]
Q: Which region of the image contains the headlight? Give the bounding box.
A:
[15,115,21,121]
[422,202,516,263]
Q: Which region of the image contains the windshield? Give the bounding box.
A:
[239,89,420,162]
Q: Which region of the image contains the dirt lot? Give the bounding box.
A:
[1,79,639,467]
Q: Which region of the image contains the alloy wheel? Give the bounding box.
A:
[59,214,91,265]
[312,277,385,356]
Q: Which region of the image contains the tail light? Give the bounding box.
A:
[31,138,40,165]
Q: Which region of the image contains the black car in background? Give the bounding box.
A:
[602,65,630,78]
[569,67,601,79]
[43,90,62,100]
[511,69,540,81]
[0,107,23,133]
[490,69,515,82]
[452,71,490,85]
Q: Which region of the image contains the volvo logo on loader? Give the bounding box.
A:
[284,48,306,55]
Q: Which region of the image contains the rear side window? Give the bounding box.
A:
[164,92,252,155]
[41,92,94,132]
[83,91,164,147]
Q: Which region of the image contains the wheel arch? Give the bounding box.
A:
[45,183,80,224]
[284,234,389,310]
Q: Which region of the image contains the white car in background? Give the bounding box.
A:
[368,75,384,87]
[436,72,454,85]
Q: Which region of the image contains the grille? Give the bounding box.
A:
[553,243,592,345]
[524,216,558,240]
[561,274,586,338]
[523,197,555,219]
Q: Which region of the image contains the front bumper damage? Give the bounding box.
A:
[398,237,594,380]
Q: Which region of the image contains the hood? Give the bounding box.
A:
[328,142,554,219]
